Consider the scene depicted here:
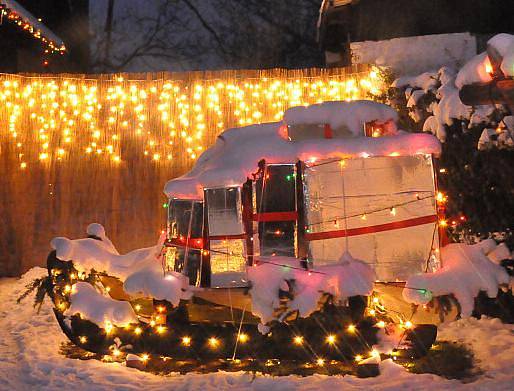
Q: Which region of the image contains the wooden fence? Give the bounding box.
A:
[0,65,379,276]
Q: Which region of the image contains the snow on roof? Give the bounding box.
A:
[284,100,398,135]
[164,100,441,199]
[456,33,514,89]
[2,0,65,49]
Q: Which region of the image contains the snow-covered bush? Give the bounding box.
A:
[390,33,514,149]
[65,282,138,327]
[389,33,514,248]
[403,241,511,318]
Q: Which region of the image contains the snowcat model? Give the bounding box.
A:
[45,101,448,369]
[162,100,447,325]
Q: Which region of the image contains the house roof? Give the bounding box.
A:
[1,0,65,52]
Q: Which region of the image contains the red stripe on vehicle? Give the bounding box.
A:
[252,211,298,222]
[305,215,438,241]
[324,123,333,139]
[167,237,204,249]
[209,234,247,241]
[252,212,298,222]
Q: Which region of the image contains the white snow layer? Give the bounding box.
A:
[86,223,119,254]
[403,241,510,317]
[392,72,439,92]
[456,33,514,88]
[124,268,191,306]
[247,253,375,327]
[2,268,514,390]
[164,101,441,199]
[51,225,191,305]
[350,33,477,76]
[283,100,398,136]
[407,67,471,142]
[51,232,163,280]
[65,282,138,327]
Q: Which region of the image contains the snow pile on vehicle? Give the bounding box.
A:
[65,282,138,327]
[165,100,441,199]
[51,231,164,280]
[284,100,398,136]
[124,268,191,305]
[51,224,192,305]
[247,252,375,330]
[456,33,514,88]
[86,222,119,254]
[402,241,510,317]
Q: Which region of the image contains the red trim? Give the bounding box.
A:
[305,215,438,241]
[209,234,247,241]
[252,211,298,222]
[167,234,247,249]
[167,237,204,249]
[324,123,333,139]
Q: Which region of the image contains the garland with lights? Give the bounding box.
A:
[15,243,442,377]
[0,2,66,57]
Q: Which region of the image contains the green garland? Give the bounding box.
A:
[15,251,440,377]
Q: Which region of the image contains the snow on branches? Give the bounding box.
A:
[65,282,138,327]
[403,241,510,317]
[247,252,375,331]
[392,33,514,149]
[51,224,191,314]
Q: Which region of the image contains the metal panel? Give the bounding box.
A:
[303,155,439,281]
[209,239,247,288]
[254,164,297,257]
[166,199,204,286]
[205,187,244,236]
[205,187,247,288]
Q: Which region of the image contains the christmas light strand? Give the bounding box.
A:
[0,2,66,55]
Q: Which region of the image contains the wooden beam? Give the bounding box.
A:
[459,79,514,107]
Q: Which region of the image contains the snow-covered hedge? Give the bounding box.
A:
[391,33,514,150]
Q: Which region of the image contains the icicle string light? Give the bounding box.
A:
[0,65,382,171]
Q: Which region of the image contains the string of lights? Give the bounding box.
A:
[0,66,383,171]
[306,193,435,228]
[0,2,66,55]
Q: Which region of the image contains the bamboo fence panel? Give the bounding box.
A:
[0,65,379,276]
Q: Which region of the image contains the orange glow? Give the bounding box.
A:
[485,61,493,74]
[0,67,383,169]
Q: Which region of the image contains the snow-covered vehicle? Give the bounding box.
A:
[46,101,449,364]
[162,100,445,324]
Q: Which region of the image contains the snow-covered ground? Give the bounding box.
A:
[1,268,513,391]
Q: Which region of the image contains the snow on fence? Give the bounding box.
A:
[0,65,383,276]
